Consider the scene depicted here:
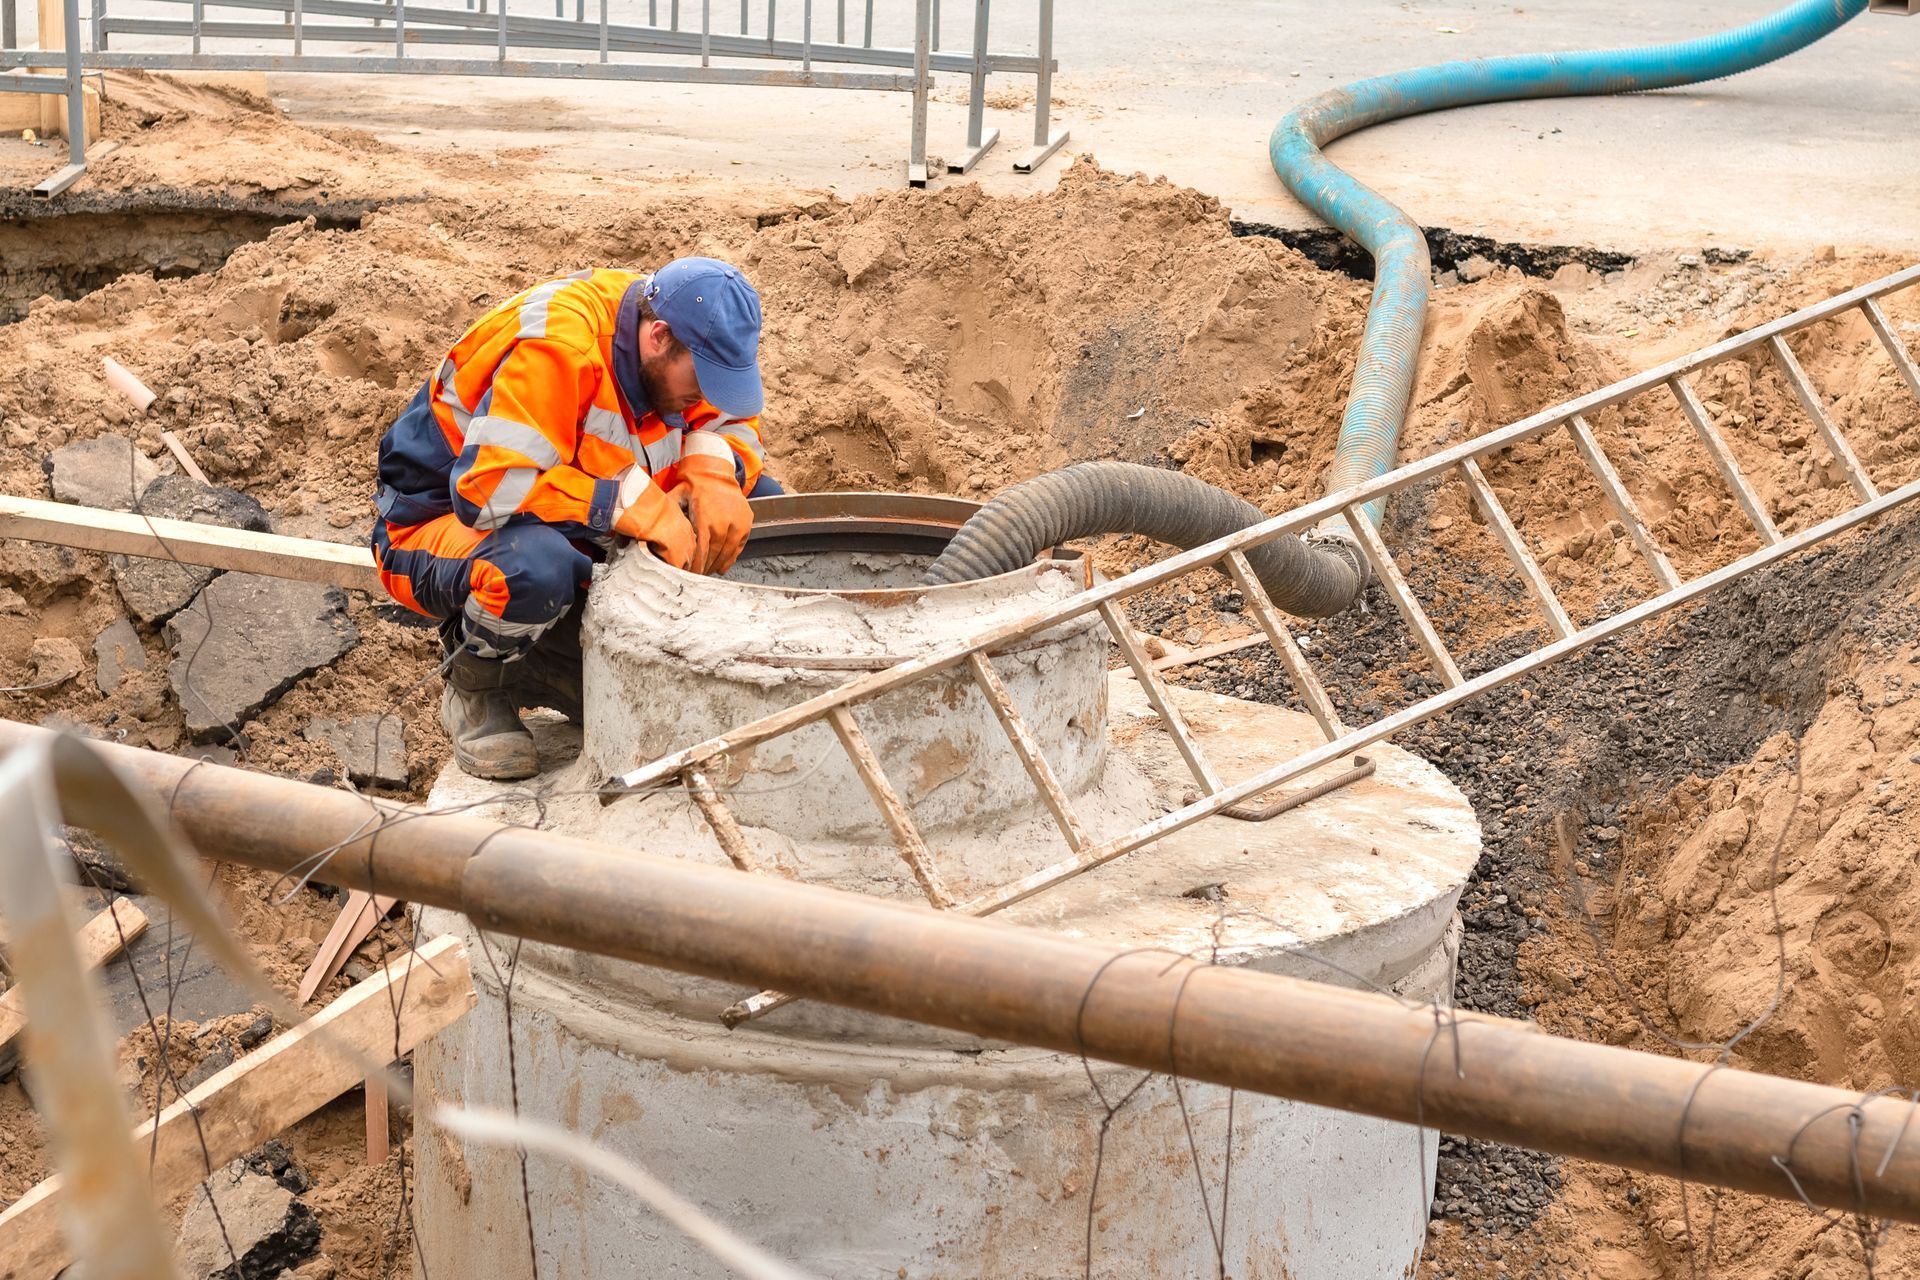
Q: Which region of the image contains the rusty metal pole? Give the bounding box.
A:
[12,721,1920,1225]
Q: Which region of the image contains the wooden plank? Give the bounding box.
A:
[1147,631,1263,672]
[296,890,396,1005]
[0,898,149,1061]
[158,432,212,488]
[0,494,381,594]
[0,934,475,1280]
[364,1070,390,1167]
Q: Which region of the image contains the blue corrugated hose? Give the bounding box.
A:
[1270,0,1869,532]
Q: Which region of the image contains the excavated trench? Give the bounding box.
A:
[1234,220,1643,282]
[0,206,361,324]
[1142,485,1920,1271]
[5,158,1913,1274]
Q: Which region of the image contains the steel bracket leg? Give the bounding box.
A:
[1013,126,1068,174]
[946,126,999,174]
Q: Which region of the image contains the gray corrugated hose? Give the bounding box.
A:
[921,462,1368,618]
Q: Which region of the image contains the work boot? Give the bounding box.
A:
[440,646,541,781]
[510,606,584,723]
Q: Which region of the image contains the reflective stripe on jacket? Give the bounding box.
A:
[374,267,765,538]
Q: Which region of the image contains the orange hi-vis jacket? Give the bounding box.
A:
[374,268,765,542]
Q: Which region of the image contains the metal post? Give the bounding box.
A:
[833,0,840,42]
[946,0,997,172]
[28,0,89,197]
[930,0,937,49]
[2,0,15,49]
[191,0,202,53]
[293,0,302,51]
[496,0,505,58]
[670,0,678,29]
[907,0,929,186]
[738,0,744,33]
[87,0,99,53]
[395,0,404,57]
[799,0,808,70]
[1012,0,1066,172]
[700,0,708,64]
[61,0,86,184]
[26,724,1920,1228]
[861,0,869,45]
[597,0,606,58]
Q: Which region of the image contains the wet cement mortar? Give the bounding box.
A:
[1128,495,1920,1265]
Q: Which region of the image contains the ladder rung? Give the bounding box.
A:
[1564,415,1681,591]
[1765,335,1878,502]
[966,651,1091,853]
[1098,600,1224,795]
[1342,505,1465,688]
[683,767,764,873]
[1220,550,1344,740]
[825,704,956,909]
[1668,375,1781,545]
[1457,458,1575,641]
[1861,298,1920,402]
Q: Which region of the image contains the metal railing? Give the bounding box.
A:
[2,0,1066,191]
[599,264,1920,1023]
[0,0,87,194]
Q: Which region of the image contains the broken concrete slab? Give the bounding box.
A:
[176,1160,321,1280]
[0,541,89,606]
[47,435,161,511]
[28,637,83,689]
[93,616,149,695]
[99,895,263,1034]
[302,715,407,789]
[112,474,275,625]
[165,576,359,742]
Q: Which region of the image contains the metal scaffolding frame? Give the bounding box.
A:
[1,0,1067,192]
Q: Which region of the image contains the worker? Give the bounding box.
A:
[371,258,773,781]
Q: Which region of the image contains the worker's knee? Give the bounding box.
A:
[460,524,593,657]
[479,524,593,620]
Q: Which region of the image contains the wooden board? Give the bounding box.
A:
[296,890,398,1005]
[0,898,149,1059]
[0,934,474,1280]
[0,494,381,594]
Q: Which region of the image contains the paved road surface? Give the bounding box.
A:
[45,0,1920,251]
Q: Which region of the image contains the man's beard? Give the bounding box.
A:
[637,349,679,415]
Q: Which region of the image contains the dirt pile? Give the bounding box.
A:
[1510,599,1920,1280]
[5,72,1920,1277]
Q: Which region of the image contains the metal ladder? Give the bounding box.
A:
[604,263,1920,1024]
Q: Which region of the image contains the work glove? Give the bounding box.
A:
[671,442,753,576]
[612,466,697,570]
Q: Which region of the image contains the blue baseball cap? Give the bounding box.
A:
[644,257,765,419]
